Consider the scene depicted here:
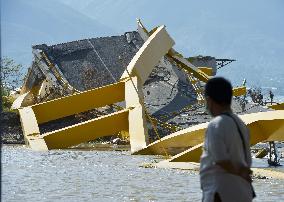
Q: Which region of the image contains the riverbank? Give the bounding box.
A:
[144,160,284,180]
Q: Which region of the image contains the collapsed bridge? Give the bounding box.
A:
[13,20,284,163]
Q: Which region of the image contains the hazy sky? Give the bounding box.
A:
[1,0,284,97]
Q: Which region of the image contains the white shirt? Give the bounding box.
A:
[200,112,253,202]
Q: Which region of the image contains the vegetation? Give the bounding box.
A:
[1,57,24,112]
[2,95,16,111]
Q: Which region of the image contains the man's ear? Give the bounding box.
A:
[205,97,212,111]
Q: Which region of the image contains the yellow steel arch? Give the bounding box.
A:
[134,110,284,163]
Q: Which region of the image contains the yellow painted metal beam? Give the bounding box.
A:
[168,54,210,83]
[128,105,149,153]
[134,110,284,163]
[232,86,246,97]
[120,25,175,84]
[43,109,129,149]
[18,107,48,151]
[18,80,127,150]
[168,111,284,162]
[169,143,203,162]
[255,120,284,142]
[11,91,31,109]
[125,77,149,152]
[169,119,284,162]
[32,81,125,124]
[18,81,134,150]
[198,67,213,76]
[12,81,45,109]
[169,55,246,96]
[134,122,208,156]
[268,102,284,110]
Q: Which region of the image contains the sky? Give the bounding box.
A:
[1,0,284,98]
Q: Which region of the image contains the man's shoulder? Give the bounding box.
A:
[209,114,235,128]
[209,113,247,135]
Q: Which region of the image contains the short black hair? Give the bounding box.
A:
[205,77,232,105]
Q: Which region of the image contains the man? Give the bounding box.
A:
[269,90,274,105]
[200,77,255,202]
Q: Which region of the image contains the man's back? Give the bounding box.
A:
[200,112,253,202]
[200,77,254,202]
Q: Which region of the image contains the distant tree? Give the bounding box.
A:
[1,57,24,92]
[0,57,24,112]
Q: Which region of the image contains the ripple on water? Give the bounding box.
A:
[2,145,284,202]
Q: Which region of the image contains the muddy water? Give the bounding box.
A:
[2,145,284,202]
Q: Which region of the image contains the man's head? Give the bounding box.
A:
[204,77,233,116]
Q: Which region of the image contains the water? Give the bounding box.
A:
[2,145,284,202]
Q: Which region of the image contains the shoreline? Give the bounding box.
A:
[143,161,284,180]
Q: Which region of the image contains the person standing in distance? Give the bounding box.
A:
[200,77,255,202]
